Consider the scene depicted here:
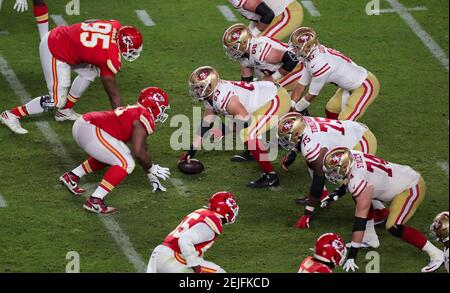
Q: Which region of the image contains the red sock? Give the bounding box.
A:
[82,157,107,174]
[325,109,339,120]
[99,165,129,193]
[33,4,48,24]
[367,205,374,220]
[10,106,29,118]
[63,94,79,110]
[247,139,274,173]
[401,226,428,250]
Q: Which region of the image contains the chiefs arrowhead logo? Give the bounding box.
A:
[122,35,134,46]
[332,239,344,250]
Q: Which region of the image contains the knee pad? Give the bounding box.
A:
[388,224,404,238]
[39,95,55,111]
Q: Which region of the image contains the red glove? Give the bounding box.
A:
[295,215,311,229]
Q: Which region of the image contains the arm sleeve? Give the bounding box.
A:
[255,2,275,24]
[178,222,216,267]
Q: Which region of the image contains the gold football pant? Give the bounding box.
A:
[352,128,377,155]
[277,62,305,92]
[325,72,380,121]
[260,1,304,41]
[385,176,426,230]
[240,87,291,143]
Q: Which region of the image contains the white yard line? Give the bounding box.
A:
[437,162,449,178]
[301,1,321,17]
[0,193,7,208]
[379,6,427,13]
[0,0,3,10]
[135,10,156,26]
[0,54,145,272]
[50,14,68,26]
[386,0,449,71]
[217,5,238,22]
[0,31,9,35]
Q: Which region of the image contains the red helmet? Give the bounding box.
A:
[137,87,170,123]
[117,26,143,62]
[313,233,347,266]
[208,192,239,224]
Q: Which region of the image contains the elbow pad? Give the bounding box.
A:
[255,2,275,24]
[281,51,299,72]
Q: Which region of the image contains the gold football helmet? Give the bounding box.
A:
[323,147,354,184]
[430,211,449,243]
[277,112,307,150]
[189,66,220,102]
[223,23,252,61]
[289,27,319,59]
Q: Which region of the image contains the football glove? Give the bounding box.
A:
[150,164,171,180]
[343,259,359,272]
[320,187,346,208]
[280,150,297,172]
[295,215,311,229]
[13,0,28,12]
[147,173,166,192]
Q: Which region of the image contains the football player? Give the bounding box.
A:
[223,23,304,92]
[59,87,170,214]
[298,233,346,273]
[323,147,445,272]
[277,112,386,248]
[1,20,143,134]
[289,27,380,121]
[228,0,304,41]
[430,211,449,273]
[181,66,291,188]
[147,191,239,273]
[13,0,48,40]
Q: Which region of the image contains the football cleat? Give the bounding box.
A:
[247,172,279,188]
[230,150,255,162]
[421,250,444,273]
[0,110,28,134]
[59,172,86,196]
[83,196,117,214]
[54,109,81,122]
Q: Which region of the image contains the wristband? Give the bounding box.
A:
[295,97,311,112]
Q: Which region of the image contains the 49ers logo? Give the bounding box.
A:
[198,70,210,81]
[299,34,313,44]
[230,29,242,42]
[281,120,294,133]
[330,153,343,165]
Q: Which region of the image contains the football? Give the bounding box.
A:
[177,159,205,175]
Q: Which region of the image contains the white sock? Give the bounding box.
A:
[25,97,45,115]
[364,219,377,236]
[91,186,108,200]
[371,200,386,210]
[71,165,87,179]
[422,241,441,257]
[37,22,49,40]
[69,75,93,98]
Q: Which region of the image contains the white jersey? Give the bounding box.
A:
[229,0,294,21]
[300,117,367,163]
[347,151,421,202]
[445,247,449,273]
[204,80,278,115]
[299,45,368,95]
[240,36,291,79]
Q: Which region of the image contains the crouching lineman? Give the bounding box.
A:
[298,233,346,273]
[323,147,445,272]
[147,191,239,273]
[289,27,380,121]
[180,66,291,188]
[277,112,387,248]
[1,19,143,134]
[59,87,171,214]
[430,211,449,272]
[228,0,304,40]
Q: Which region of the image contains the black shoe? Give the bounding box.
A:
[247,172,280,188]
[230,150,255,162]
[295,196,309,205]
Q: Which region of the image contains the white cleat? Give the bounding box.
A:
[0,111,28,134]
[421,250,444,273]
[55,109,81,122]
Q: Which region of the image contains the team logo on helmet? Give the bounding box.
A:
[282,120,294,133]
[230,29,241,42]
[122,35,134,46]
[330,153,343,165]
[299,34,312,44]
[198,70,210,81]
[332,239,344,250]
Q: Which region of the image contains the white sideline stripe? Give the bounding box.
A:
[217,5,238,22]
[50,14,68,26]
[0,54,145,272]
[437,162,449,178]
[301,1,321,17]
[379,6,427,13]
[135,10,156,26]
[386,0,449,71]
[0,193,7,208]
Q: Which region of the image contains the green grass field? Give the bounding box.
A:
[0,0,448,273]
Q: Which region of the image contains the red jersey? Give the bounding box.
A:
[298,257,333,273]
[48,20,122,76]
[83,105,155,142]
[162,209,223,258]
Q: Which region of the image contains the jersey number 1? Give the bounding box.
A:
[80,22,112,49]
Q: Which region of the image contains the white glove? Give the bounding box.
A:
[343,259,359,272]
[147,173,166,192]
[13,0,28,12]
[150,164,171,180]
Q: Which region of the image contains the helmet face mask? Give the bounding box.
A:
[277,112,307,151]
[223,24,252,61]
[189,66,220,102]
[323,147,354,185]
